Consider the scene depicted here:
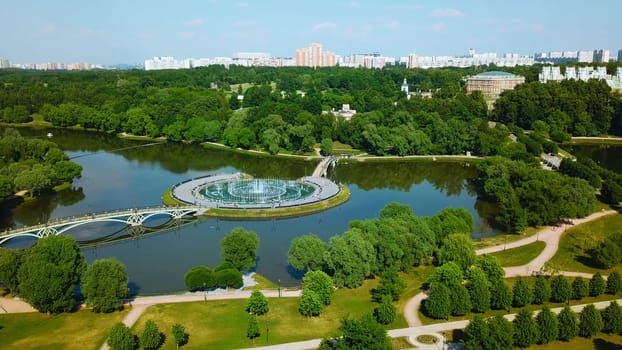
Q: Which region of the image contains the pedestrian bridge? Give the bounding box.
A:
[311,156,341,177]
[0,206,204,245]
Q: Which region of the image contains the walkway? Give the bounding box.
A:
[403,209,618,328]
[311,156,335,177]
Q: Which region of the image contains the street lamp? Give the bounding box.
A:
[266,320,270,344]
[203,282,207,302]
[278,279,281,297]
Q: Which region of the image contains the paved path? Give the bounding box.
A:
[0,296,36,313]
[402,210,618,327]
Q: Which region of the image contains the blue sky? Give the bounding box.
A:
[2,0,620,64]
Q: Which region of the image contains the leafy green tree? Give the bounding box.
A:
[606,271,622,295]
[463,315,489,350]
[220,227,259,271]
[532,276,551,305]
[140,320,163,350]
[214,268,243,289]
[590,272,606,297]
[82,258,128,313]
[371,268,405,302]
[428,261,464,288]
[557,306,579,341]
[437,233,475,271]
[324,229,376,288]
[450,283,472,316]
[183,265,215,291]
[320,138,333,156]
[602,301,622,334]
[17,235,86,313]
[423,283,450,319]
[52,160,83,183]
[513,308,538,348]
[107,322,138,350]
[571,277,589,300]
[13,163,54,196]
[374,295,396,325]
[299,289,323,317]
[246,290,269,315]
[303,270,334,306]
[171,323,188,350]
[467,267,491,313]
[246,315,260,344]
[490,281,512,311]
[287,234,327,271]
[536,306,558,344]
[337,314,392,350]
[592,239,622,268]
[475,254,505,285]
[512,278,533,307]
[550,275,571,303]
[578,304,604,338]
[0,248,22,295]
[487,315,514,350]
[601,179,622,205]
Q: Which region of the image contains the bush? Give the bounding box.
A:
[299,289,323,317]
[246,290,269,315]
[183,265,215,292]
[374,295,396,325]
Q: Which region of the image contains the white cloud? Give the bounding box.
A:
[430,8,464,18]
[312,22,338,32]
[42,23,57,34]
[432,22,448,32]
[348,0,359,7]
[184,18,205,27]
[383,4,423,12]
[385,20,400,29]
[485,18,543,32]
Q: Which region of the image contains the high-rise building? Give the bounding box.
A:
[618,49,622,62]
[577,50,594,63]
[593,49,610,63]
[294,43,336,67]
[0,57,10,68]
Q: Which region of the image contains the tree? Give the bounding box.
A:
[246,315,260,344]
[550,275,571,303]
[475,254,505,285]
[299,289,323,317]
[535,306,558,344]
[374,295,396,325]
[320,138,333,156]
[463,315,489,350]
[337,313,392,350]
[183,265,215,291]
[590,272,606,297]
[428,261,464,288]
[512,278,533,307]
[324,229,376,288]
[532,276,551,305]
[107,322,138,350]
[371,268,405,302]
[467,267,491,313]
[220,227,259,271]
[287,234,327,271]
[171,323,188,350]
[437,233,475,271]
[0,248,22,295]
[571,277,589,300]
[246,290,269,315]
[490,281,512,311]
[82,258,128,313]
[602,301,622,334]
[578,304,604,338]
[140,320,163,350]
[592,239,622,268]
[513,308,538,348]
[17,235,86,313]
[423,283,450,319]
[606,271,622,295]
[487,315,514,350]
[450,283,472,316]
[302,270,334,306]
[557,306,579,341]
[214,268,243,289]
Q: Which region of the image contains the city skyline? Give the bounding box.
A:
[1,0,620,65]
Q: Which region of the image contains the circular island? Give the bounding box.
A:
[167,173,349,218]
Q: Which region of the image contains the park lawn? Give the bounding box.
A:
[527,333,622,350]
[244,273,279,290]
[548,212,622,276]
[489,241,546,267]
[472,226,543,250]
[133,279,380,349]
[0,308,128,350]
[394,265,435,328]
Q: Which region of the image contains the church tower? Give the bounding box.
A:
[400,78,409,94]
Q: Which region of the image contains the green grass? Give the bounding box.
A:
[567,137,622,145]
[161,187,184,206]
[489,241,546,267]
[394,266,435,328]
[133,279,380,349]
[0,308,128,350]
[244,273,279,290]
[548,212,622,276]
[527,333,622,350]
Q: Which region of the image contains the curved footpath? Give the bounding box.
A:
[402,209,618,328]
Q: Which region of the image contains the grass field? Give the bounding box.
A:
[489,240,546,267]
[548,212,622,276]
[0,309,128,350]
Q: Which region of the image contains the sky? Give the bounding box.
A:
[1,0,620,65]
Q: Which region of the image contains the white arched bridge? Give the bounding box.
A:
[0,206,205,245]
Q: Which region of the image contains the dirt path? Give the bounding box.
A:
[0,297,36,313]
[402,209,619,327]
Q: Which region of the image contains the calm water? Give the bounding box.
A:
[564,144,622,174]
[2,128,497,294]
